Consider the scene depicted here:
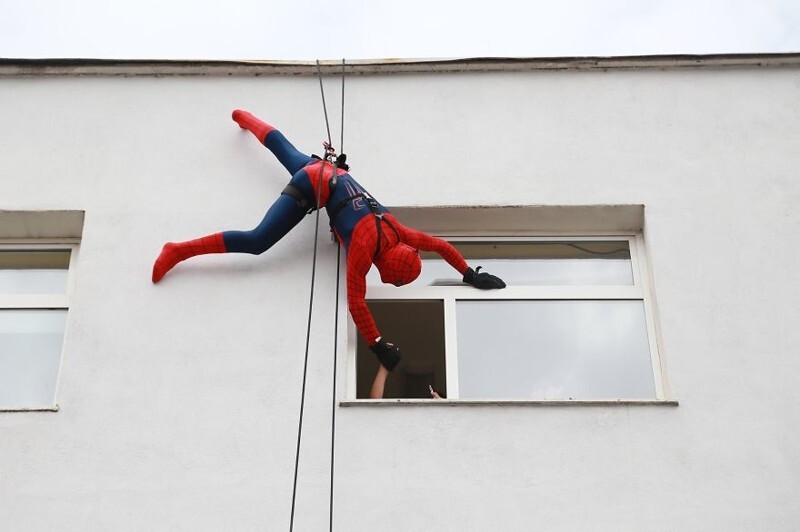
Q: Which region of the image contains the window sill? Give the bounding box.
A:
[0,405,59,413]
[340,399,678,407]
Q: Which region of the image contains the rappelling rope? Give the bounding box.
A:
[289,58,346,532]
[328,58,346,532]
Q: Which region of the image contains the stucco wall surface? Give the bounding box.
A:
[0,65,799,531]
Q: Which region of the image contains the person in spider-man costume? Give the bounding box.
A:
[152,110,505,371]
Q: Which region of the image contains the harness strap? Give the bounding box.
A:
[327,191,366,223]
[282,184,316,213]
[327,190,399,259]
[373,213,401,260]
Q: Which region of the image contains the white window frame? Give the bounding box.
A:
[0,239,79,412]
[342,232,673,405]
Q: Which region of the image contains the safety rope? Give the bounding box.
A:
[329,243,341,532]
[329,58,346,532]
[289,59,346,532]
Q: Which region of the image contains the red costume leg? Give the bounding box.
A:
[232,110,275,144]
[151,233,227,283]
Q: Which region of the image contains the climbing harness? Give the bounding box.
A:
[281,183,313,213]
[326,172,403,261]
[371,213,401,261]
[328,191,401,260]
[290,58,346,532]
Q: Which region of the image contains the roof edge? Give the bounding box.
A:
[1,53,800,77]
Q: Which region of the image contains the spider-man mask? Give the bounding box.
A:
[374,243,422,287]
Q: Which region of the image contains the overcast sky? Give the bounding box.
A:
[2,0,799,61]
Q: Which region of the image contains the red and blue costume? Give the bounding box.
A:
[152,110,504,369]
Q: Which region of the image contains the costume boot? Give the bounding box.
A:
[232,109,275,144]
[152,233,226,283]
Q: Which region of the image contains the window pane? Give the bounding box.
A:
[0,310,66,407]
[0,250,70,294]
[368,241,633,286]
[456,300,655,400]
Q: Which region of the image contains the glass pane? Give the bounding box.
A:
[456,300,655,400]
[0,310,67,407]
[367,241,633,286]
[0,250,70,294]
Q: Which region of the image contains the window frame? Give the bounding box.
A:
[343,232,672,404]
[0,239,78,412]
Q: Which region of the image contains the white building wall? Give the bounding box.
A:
[1,61,799,530]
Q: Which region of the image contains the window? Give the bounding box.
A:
[0,210,83,412]
[0,247,75,410]
[346,224,669,403]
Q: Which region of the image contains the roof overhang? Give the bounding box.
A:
[1,53,799,77]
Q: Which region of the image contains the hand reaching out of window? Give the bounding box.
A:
[369,365,390,399]
[368,366,445,399]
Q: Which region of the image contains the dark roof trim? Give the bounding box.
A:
[1,53,799,77]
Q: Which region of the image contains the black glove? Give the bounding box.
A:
[370,338,402,371]
[463,266,506,289]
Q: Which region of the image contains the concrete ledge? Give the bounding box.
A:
[340,399,679,407]
[0,210,85,240]
[387,204,645,235]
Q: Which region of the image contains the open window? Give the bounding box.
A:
[344,205,668,403]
